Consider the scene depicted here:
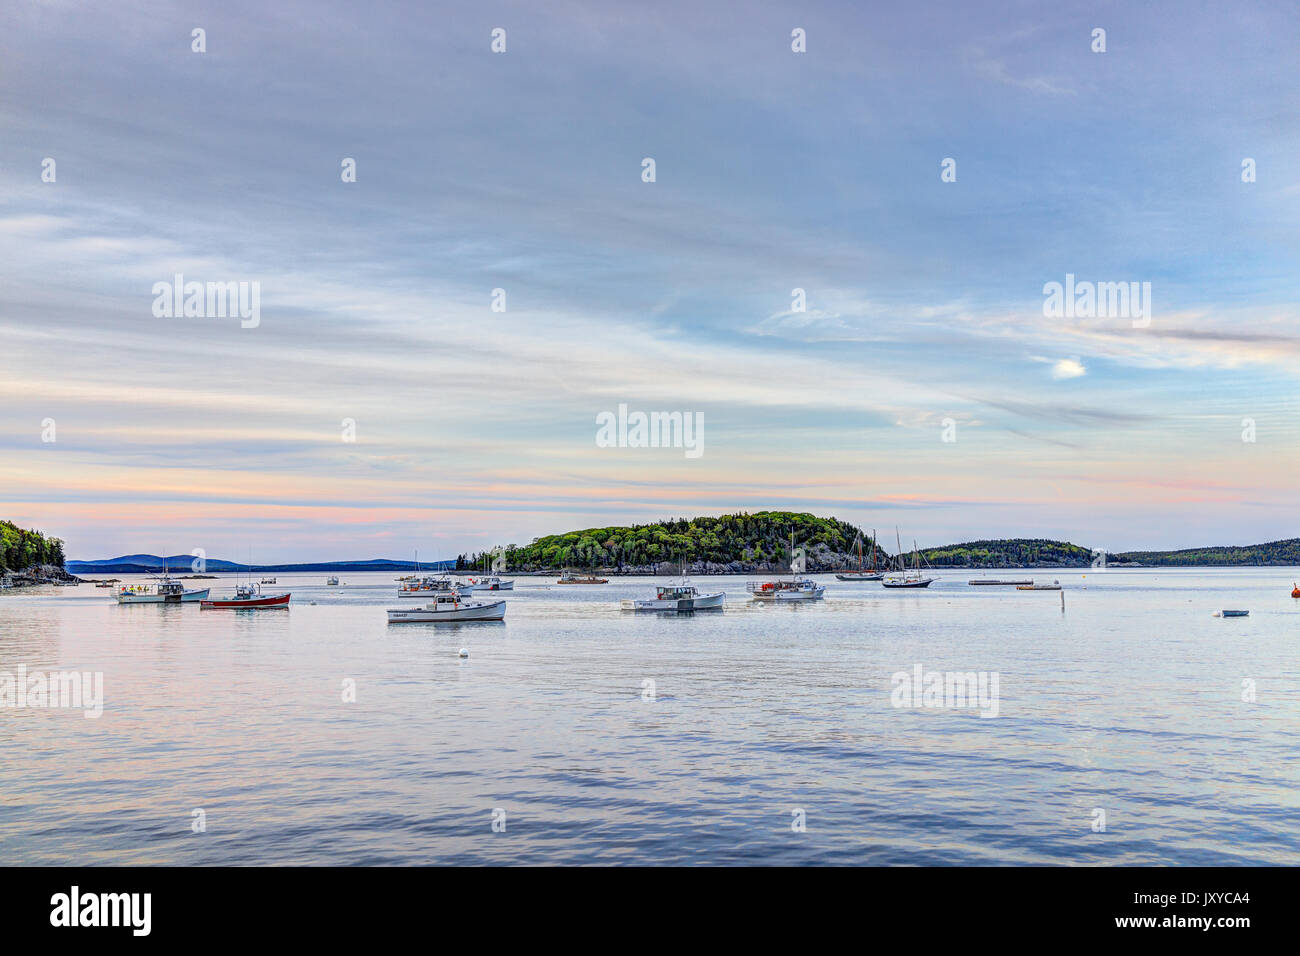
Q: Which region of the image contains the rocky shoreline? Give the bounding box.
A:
[0,564,81,589]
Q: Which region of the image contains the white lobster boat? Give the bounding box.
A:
[633,582,725,611]
[387,594,507,623]
[747,578,826,601]
[748,530,826,601]
[115,572,209,604]
[470,575,514,591]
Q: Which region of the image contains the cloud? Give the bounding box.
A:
[1050,358,1087,379]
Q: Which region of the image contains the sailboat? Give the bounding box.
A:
[747,530,826,601]
[881,530,935,589]
[836,529,886,581]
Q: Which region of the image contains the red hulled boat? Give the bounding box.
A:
[201,583,291,609]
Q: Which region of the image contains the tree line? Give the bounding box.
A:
[457,511,877,570]
[0,520,66,573]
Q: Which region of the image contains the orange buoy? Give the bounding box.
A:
[1292,583,1300,599]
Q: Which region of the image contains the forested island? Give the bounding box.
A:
[1114,539,1300,566]
[920,539,1111,568]
[458,512,875,574]
[0,520,74,587]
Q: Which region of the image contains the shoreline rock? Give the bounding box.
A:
[0,564,80,590]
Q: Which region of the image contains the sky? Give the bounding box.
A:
[1,0,1298,562]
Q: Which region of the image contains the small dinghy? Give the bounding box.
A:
[387,593,507,623]
[1017,580,1062,591]
[1218,609,1249,618]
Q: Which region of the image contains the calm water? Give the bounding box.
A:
[2,568,1297,865]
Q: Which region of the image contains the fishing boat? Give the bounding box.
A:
[1016,580,1062,591]
[201,583,291,609]
[398,574,461,598]
[968,578,1032,586]
[326,576,340,586]
[386,594,507,623]
[748,531,826,600]
[557,569,608,584]
[467,554,513,590]
[836,530,887,581]
[260,577,277,584]
[881,530,935,589]
[115,569,209,604]
[632,582,725,611]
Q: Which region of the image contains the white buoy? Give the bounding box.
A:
[458,648,469,658]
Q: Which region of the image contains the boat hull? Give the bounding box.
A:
[201,592,291,609]
[774,586,825,601]
[881,579,934,589]
[835,572,885,581]
[386,600,507,623]
[115,588,210,604]
[633,591,725,611]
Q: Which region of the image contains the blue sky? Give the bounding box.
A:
[1,0,1298,560]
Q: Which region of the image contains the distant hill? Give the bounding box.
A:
[67,555,454,574]
[1114,538,1300,567]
